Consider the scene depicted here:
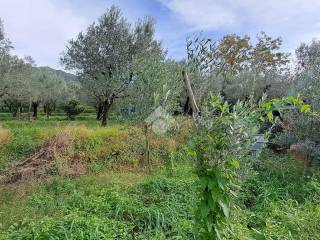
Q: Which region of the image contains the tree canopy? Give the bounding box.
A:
[61,6,164,126]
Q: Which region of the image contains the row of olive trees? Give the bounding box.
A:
[0,21,74,118]
[185,34,320,114]
[1,9,181,123]
[0,65,71,118]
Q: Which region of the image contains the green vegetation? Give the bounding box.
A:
[1,4,320,240]
[63,100,84,120]
[0,113,319,239]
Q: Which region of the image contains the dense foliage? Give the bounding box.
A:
[63,100,84,120]
[186,96,256,239]
[61,6,165,126]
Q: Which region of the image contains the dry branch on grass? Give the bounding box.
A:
[0,131,86,184]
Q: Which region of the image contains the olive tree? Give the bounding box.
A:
[0,56,34,116]
[118,58,183,119]
[62,6,163,126]
[0,20,36,116]
[36,69,69,118]
[291,40,320,110]
[0,19,13,100]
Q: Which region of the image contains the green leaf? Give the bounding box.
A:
[272,101,282,109]
[301,104,311,113]
[199,177,208,190]
[200,201,210,218]
[207,195,216,209]
[217,179,226,191]
[208,180,218,191]
[218,200,229,218]
[230,159,240,169]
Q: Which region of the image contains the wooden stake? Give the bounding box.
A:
[144,124,151,174]
[182,70,200,116]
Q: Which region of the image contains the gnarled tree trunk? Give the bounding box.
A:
[96,103,104,120]
[32,101,38,118]
[101,96,114,127]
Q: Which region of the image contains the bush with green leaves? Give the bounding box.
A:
[185,95,257,239]
[63,100,84,120]
[259,95,311,122]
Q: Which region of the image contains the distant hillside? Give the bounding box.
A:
[35,66,79,84]
[56,69,78,83]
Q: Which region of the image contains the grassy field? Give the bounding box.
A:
[0,114,320,239]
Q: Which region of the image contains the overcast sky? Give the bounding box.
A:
[0,0,320,69]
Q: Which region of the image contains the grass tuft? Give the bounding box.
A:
[0,127,10,145]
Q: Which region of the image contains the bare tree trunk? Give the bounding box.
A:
[44,104,49,119]
[28,100,32,120]
[101,96,115,127]
[101,106,109,127]
[32,101,38,118]
[101,102,111,126]
[16,104,22,119]
[96,103,103,120]
[7,104,12,114]
[182,70,200,116]
[12,110,17,117]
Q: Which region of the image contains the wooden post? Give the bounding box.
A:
[182,70,200,116]
[144,124,151,174]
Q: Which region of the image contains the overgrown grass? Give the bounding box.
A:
[0,116,320,239]
[1,152,319,239]
[0,116,133,169]
[0,168,197,239]
[238,151,320,239]
[0,121,57,169]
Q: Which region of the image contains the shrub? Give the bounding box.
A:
[63,100,84,120]
[185,96,257,239]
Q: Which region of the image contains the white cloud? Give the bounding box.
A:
[159,0,320,50]
[1,0,320,66]
[159,0,237,31]
[0,0,88,68]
